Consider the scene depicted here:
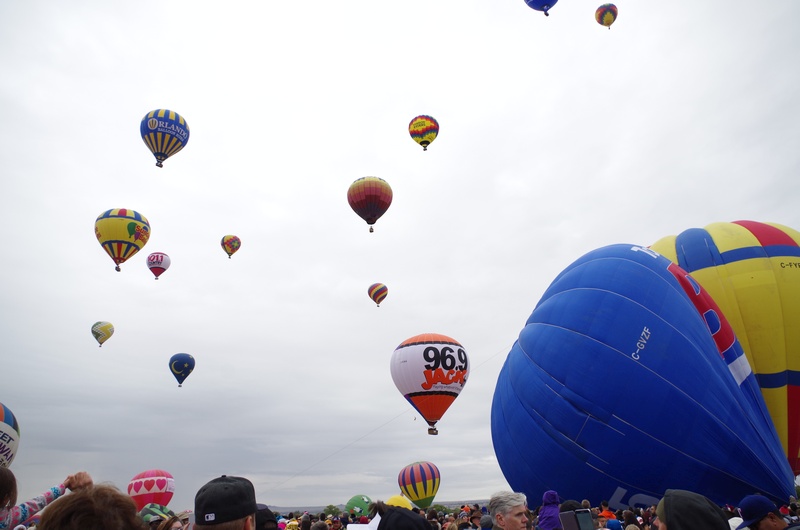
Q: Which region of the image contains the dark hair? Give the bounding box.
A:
[38,484,145,530]
[157,516,183,530]
[0,467,18,508]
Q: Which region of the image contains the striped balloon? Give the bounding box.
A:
[95,209,151,271]
[347,177,393,232]
[368,283,388,306]
[651,220,800,474]
[595,3,617,28]
[0,401,20,468]
[140,109,190,167]
[398,461,440,509]
[408,115,439,151]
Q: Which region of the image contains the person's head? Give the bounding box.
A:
[597,516,607,528]
[470,512,482,526]
[141,503,177,529]
[488,491,528,530]
[311,522,328,530]
[654,489,728,530]
[158,516,185,530]
[735,495,786,530]
[582,500,591,510]
[331,517,342,530]
[479,515,493,530]
[601,502,610,511]
[37,484,142,530]
[256,505,278,530]
[194,475,257,530]
[0,467,17,508]
[376,507,432,530]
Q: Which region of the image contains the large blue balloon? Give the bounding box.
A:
[524,0,558,16]
[491,244,793,508]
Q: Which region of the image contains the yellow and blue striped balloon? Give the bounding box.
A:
[398,461,440,509]
[95,209,151,271]
[140,109,190,167]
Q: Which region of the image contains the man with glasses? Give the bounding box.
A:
[736,495,800,530]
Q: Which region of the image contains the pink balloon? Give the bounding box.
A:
[127,469,175,510]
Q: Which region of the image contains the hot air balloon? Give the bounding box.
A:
[398,461,440,509]
[91,321,114,347]
[651,220,800,474]
[595,4,617,28]
[408,116,439,151]
[491,244,794,508]
[95,209,151,272]
[347,177,393,233]
[169,353,195,387]
[140,109,190,167]
[127,469,175,510]
[524,0,558,16]
[390,333,469,435]
[221,235,241,258]
[147,252,171,279]
[345,495,372,517]
[368,283,388,307]
[0,402,20,468]
[385,495,414,510]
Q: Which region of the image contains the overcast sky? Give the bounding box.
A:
[1,0,799,515]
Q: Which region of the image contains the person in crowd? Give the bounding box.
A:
[653,489,728,530]
[0,468,93,530]
[470,512,483,530]
[537,491,561,530]
[301,514,312,530]
[479,514,493,530]
[157,515,185,530]
[622,511,640,530]
[371,501,429,530]
[177,511,193,528]
[330,517,343,530]
[140,503,176,529]
[36,484,142,530]
[194,475,257,530]
[256,504,278,530]
[735,494,800,530]
[428,510,442,530]
[599,503,616,521]
[488,491,528,530]
[311,521,328,530]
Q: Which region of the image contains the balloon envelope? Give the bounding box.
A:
[595,3,617,27]
[524,0,558,15]
[386,495,414,510]
[140,109,190,167]
[127,469,175,510]
[651,220,800,474]
[0,402,20,468]
[491,244,794,507]
[345,495,372,516]
[91,321,114,347]
[347,177,393,232]
[221,235,241,258]
[368,283,388,306]
[398,461,440,509]
[408,115,439,151]
[147,252,171,279]
[95,209,151,271]
[390,333,469,435]
[169,353,195,387]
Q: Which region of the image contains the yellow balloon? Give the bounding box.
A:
[95,209,151,271]
[385,495,413,510]
[91,321,114,347]
[652,220,800,473]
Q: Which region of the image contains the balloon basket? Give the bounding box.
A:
[178,384,182,388]
[156,161,163,168]
[427,427,438,435]
[115,265,121,272]
[369,226,374,233]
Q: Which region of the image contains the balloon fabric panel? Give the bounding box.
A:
[347,177,393,227]
[651,220,800,473]
[491,244,794,508]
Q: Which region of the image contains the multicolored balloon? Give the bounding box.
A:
[221,235,241,258]
[91,321,115,347]
[524,0,558,16]
[169,353,195,387]
[0,402,20,468]
[345,495,372,516]
[491,244,793,507]
[595,4,617,28]
[95,209,151,272]
[368,283,388,307]
[390,333,469,435]
[651,220,800,474]
[147,252,171,280]
[398,461,440,509]
[127,469,175,510]
[347,177,393,233]
[408,115,439,151]
[140,109,190,168]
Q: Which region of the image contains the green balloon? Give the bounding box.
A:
[345,495,372,517]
